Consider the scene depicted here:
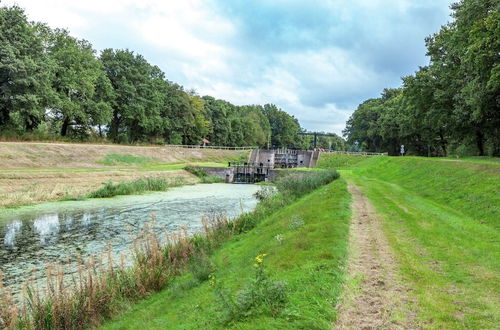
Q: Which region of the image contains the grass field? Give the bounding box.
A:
[320,153,500,329]
[0,142,248,208]
[102,178,351,329]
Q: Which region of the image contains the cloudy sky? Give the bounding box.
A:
[4,0,453,135]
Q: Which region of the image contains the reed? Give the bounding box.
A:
[0,213,231,329]
[87,177,170,198]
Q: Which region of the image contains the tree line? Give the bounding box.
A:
[344,0,499,156]
[1,5,337,148]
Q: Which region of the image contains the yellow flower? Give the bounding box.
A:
[255,253,267,264]
[253,263,259,268]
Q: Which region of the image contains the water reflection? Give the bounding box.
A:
[4,220,22,247]
[33,214,60,245]
[0,184,261,297]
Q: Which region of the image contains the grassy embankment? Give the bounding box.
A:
[1,170,348,329]
[0,142,248,208]
[319,154,500,329]
[101,172,350,329]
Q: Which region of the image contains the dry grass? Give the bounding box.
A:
[0,141,248,208]
[0,170,197,208]
[0,142,246,169]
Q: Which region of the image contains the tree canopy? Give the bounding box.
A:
[0,4,337,148]
[344,0,499,156]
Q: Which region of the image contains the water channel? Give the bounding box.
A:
[0,183,261,297]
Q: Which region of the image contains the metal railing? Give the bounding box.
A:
[164,144,257,150]
[320,150,388,156]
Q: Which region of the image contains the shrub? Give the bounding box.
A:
[254,186,277,201]
[184,166,224,183]
[200,176,224,184]
[184,166,208,178]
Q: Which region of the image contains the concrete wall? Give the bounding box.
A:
[193,166,234,183]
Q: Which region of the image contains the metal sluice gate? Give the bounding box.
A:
[228,162,271,183]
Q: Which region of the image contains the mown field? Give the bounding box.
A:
[101,155,499,329]
[321,154,500,329]
[0,142,248,208]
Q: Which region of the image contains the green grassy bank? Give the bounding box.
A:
[321,153,500,329]
[102,178,351,329]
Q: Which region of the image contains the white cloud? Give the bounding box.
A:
[2,0,453,135]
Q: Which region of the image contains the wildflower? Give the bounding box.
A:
[208,273,216,287]
[255,253,268,264]
[275,234,283,244]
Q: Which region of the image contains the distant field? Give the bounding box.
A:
[0,142,248,208]
[0,142,248,169]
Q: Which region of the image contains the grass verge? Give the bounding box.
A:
[102,177,350,329]
[320,154,499,328]
[317,153,384,170]
[354,156,500,229]
[1,170,345,329]
[348,174,499,329]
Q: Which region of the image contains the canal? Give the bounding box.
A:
[0,183,261,297]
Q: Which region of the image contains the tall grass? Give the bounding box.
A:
[274,169,340,197]
[0,171,340,329]
[87,177,171,198]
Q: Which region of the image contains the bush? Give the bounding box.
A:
[184,166,224,183]
[254,186,277,201]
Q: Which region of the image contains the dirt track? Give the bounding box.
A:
[335,184,416,329]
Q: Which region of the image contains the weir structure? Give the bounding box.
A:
[194,148,321,184]
[247,148,320,169]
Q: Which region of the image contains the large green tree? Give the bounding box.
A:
[344,0,500,156]
[0,5,53,131]
[100,49,166,143]
[48,29,111,137]
[262,104,302,148]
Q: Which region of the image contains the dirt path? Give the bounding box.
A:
[335,184,417,329]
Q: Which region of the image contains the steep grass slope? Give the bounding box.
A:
[354,157,499,229]
[102,179,351,329]
[317,153,382,170]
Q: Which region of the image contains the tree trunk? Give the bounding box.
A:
[438,131,447,157]
[61,117,70,137]
[476,130,485,156]
[110,111,120,140]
